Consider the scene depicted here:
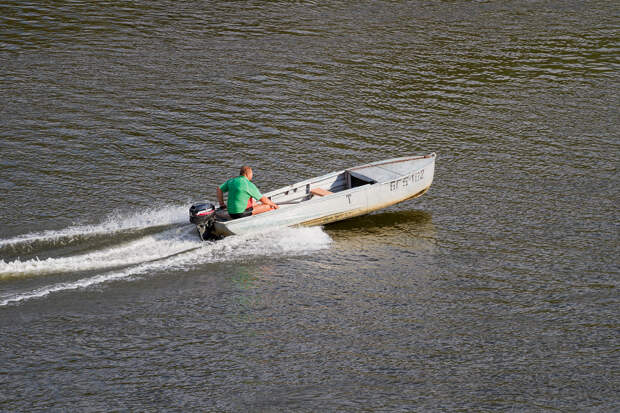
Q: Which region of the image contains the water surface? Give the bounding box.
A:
[1,1,618,411]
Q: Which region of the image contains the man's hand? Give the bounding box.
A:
[260,196,278,210]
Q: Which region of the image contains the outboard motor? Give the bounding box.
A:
[189,202,218,241]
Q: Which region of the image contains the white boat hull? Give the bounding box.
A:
[211,153,436,237]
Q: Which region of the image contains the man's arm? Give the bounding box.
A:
[259,195,278,209]
[246,180,277,209]
[217,187,226,209]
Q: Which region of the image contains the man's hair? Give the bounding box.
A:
[240,165,252,176]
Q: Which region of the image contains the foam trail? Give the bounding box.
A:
[0,203,189,248]
[0,226,198,279]
[0,226,331,306]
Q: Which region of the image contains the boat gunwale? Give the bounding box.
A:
[346,153,436,172]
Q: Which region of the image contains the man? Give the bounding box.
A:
[217,166,278,219]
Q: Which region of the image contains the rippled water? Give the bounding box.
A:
[1,1,618,411]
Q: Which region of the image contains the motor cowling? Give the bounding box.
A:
[189,202,216,225]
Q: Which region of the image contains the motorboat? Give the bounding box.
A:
[190,153,436,240]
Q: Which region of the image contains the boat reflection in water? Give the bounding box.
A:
[325,209,436,254]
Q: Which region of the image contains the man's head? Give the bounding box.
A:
[240,165,253,180]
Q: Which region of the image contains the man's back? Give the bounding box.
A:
[220,175,262,214]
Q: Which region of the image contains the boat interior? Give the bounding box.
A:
[267,169,377,207]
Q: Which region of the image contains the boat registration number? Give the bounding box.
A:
[390,169,425,191]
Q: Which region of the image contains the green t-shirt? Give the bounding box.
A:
[219,176,263,214]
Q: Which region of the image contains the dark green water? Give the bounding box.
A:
[1,1,618,411]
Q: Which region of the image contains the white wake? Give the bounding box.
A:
[0,203,188,249]
[0,225,331,306]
